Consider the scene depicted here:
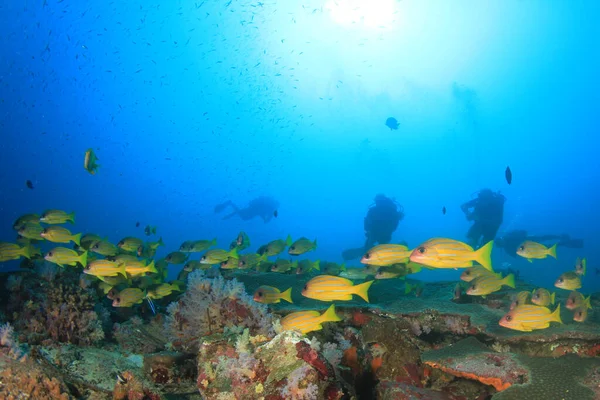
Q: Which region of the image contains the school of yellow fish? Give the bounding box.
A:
[1,210,594,335]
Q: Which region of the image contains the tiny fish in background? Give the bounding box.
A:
[385,117,399,130]
[273,210,278,218]
[84,148,100,174]
[505,166,512,184]
[135,221,140,228]
[442,206,446,215]
[26,180,34,189]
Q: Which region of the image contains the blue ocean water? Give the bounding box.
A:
[1,0,599,294]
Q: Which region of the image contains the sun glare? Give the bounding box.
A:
[325,0,400,29]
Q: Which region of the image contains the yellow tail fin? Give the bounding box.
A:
[285,235,292,246]
[581,258,587,276]
[20,245,32,260]
[79,251,88,267]
[313,260,320,271]
[550,292,555,305]
[313,239,318,250]
[210,238,217,246]
[548,243,557,259]
[68,212,76,224]
[503,273,516,289]
[281,288,293,304]
[228,248,238,258]
[354,280,374,303]
[147,260,157,274]
[585,295,592,310]
[552,303,563,324]
[474,241,494,271]
[73,233,82,247]
[320,304,342,323]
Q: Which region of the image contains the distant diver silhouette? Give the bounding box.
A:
[214,196,280,223]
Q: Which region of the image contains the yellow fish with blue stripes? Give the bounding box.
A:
[499,304,562,332]
[301,275,373,302]
[281,304,341,334]
[361,244,411,266]
[410,238,493,271]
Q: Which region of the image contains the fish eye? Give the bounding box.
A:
[258,291,263,297]
[577,311,582,317]
[116,297,120,302]
[418,247,426,254]
[201,256,206,261]
[505,315,512,322]
[47,251,53,257]
[303,285,308,290]
[364,253,370,259]
[470,285,476,290]
[290,246,295,250]
[465,271,471,276]
[518,246,524,251]
[558,278,564,283]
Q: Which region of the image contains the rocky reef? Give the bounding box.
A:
[0,269,598,399]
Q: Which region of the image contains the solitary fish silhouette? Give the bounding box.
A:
[505,166,512,185]
[385,117,399,130]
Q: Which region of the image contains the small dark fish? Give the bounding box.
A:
[26,180,34,189]
[135,222,140,228]
[385,117,399,130]
[273,210,278,218]
[442,206,446,215]
[453,283,463,300]
[505,166,512,185]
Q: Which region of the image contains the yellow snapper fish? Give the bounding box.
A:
[40,226,82,246]
[230,231,250,251]
[280,304,342,334]
[84,259,127,277]
[238,253,268,270]
[112,288,146,308]
[510,291,532,310]
[80,234,102,250]
[499,304,562,332]
[13,214,40,230]
[180,238,217,253]
[262,235,292,257]
[200,248,238,264]
[340,266,377,280]
[531,288,555,307]
[460,265,501,282]
[288,237,317,255]
[17,223,44,240]
[220,256,240,270]
[466,273,515,296]
[322,262,347,276]
[566,291,592,310]
[301,275,374,302]
[117,237,144,253]
[44,247,87,267]
[554,272,581,290]
[574,257,586,276]
[40,209,75,224]
[253,286,293,304]
[184,260,211,272]
[516,241,557,262]
[147,237,165,251]
[295,259,321,275]
[165,251,188,264]
[124,259,157,277]
[573,307,589,323]
[410,238,493,271]
[113,254,140,264]
[0,242,32,262]
[84,148,100,174]
[147,283,181,300]
[90,240,119,256]
[271,259,297,273]
[361,244,411,266]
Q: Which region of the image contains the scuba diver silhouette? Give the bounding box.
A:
[214,196,279,223]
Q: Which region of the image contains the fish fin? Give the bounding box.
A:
[550,292,555,305]
[551,303,563,324]
[585,295,592,310]
[548,243,557,259]
[340,263,346,272]
[118,264,128,277]
[68,212,76,224]
[281,288,293,304]
[285,235,292,246]
[313,239,318,250]
[228,248,238,258]
[474,241,493,271]
[527,258,533,263]
[211,238,217,246]
[313,260,320,271]
[321,304,342,323]
[147,260,157,274]
[503,273,515,289]
[158,237,165,247]
[354,280,374,303]
[79,250,88,267]
[73,233,82,247]
[404,283,413,295]
[20,245,32,260]
[582,258,587,276]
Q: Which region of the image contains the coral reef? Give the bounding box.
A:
[113,370,164,400]
[197,330,344,400]
[165,270,274,352]
[6,270,106,346]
